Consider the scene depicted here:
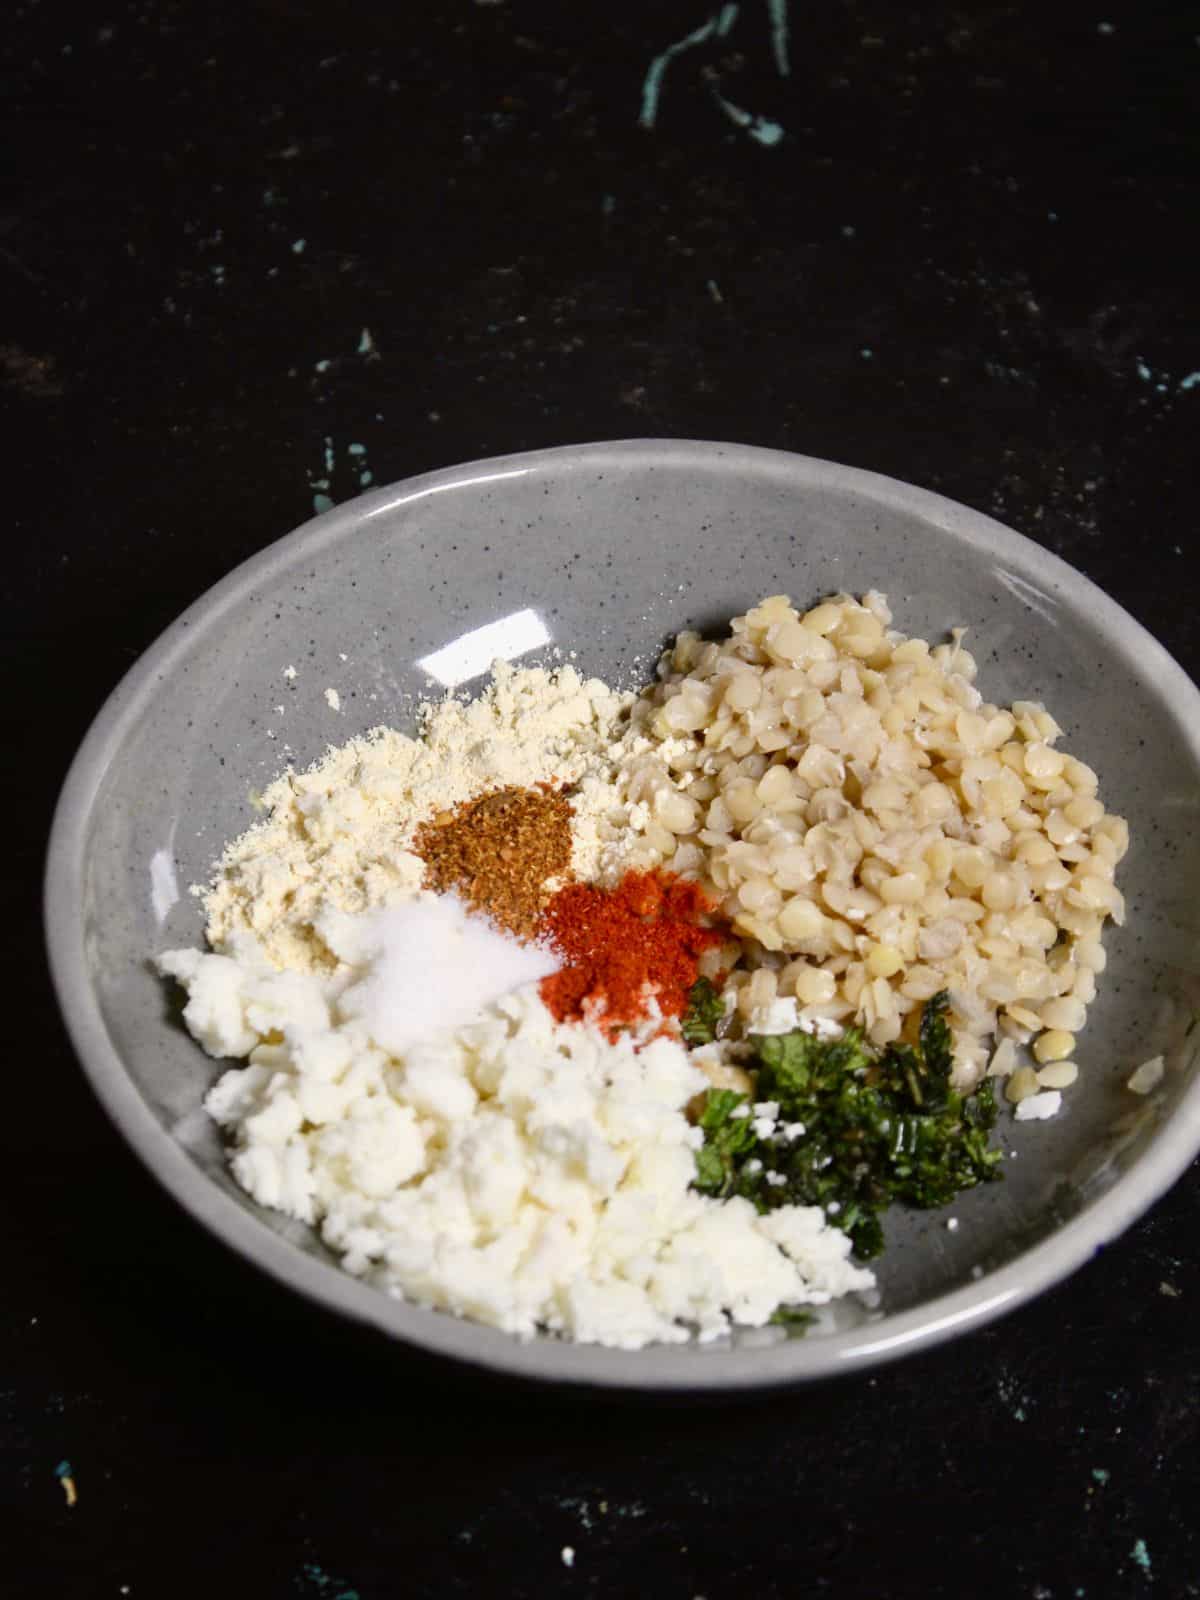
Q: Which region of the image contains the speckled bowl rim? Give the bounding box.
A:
[45,439,1200,1390]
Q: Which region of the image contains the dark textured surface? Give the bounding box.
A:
[7,2,1199,1596]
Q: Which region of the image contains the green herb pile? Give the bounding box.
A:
[685,987,1002,1259]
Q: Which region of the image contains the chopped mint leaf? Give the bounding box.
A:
[769,1305,816,1332]
[691,1088,757,1195]
[691,991,1002,1258]
[681,977,726,1046]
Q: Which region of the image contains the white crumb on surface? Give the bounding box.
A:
[1014,1090,1062,1121]
[324,687,341,711]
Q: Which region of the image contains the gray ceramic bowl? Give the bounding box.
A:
[46,440,1200,1388]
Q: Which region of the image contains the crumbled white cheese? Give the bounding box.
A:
[158,924,874,1348]
[799,1011,846,1040]
[745,997,804,1035]
[1014,1090,1062,1122]
[324,687,341,711]
[746,998,845,1041]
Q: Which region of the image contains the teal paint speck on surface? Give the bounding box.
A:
[54,1460,73,1478]
[298,1561,360,1599]
[347,442,366,456]
[638,13,724,129]
[314,359,331,372]
[291,238,307,254]
[357,327,376,355]
[323,437,335,474]
[1180,371,1200,391]
[359,470,373,488]
[710,87,785,146]
[748,117,784,146]
[1131,1539,1151,1575]
[1092,1468,1110,1484]
[767,0,790,75]
[312,493,334,514]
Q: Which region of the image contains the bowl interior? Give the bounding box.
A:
[53,441,1200,1384]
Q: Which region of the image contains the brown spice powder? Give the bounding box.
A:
[413,785,574,939]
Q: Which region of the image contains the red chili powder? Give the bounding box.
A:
[538,869,725,1039]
